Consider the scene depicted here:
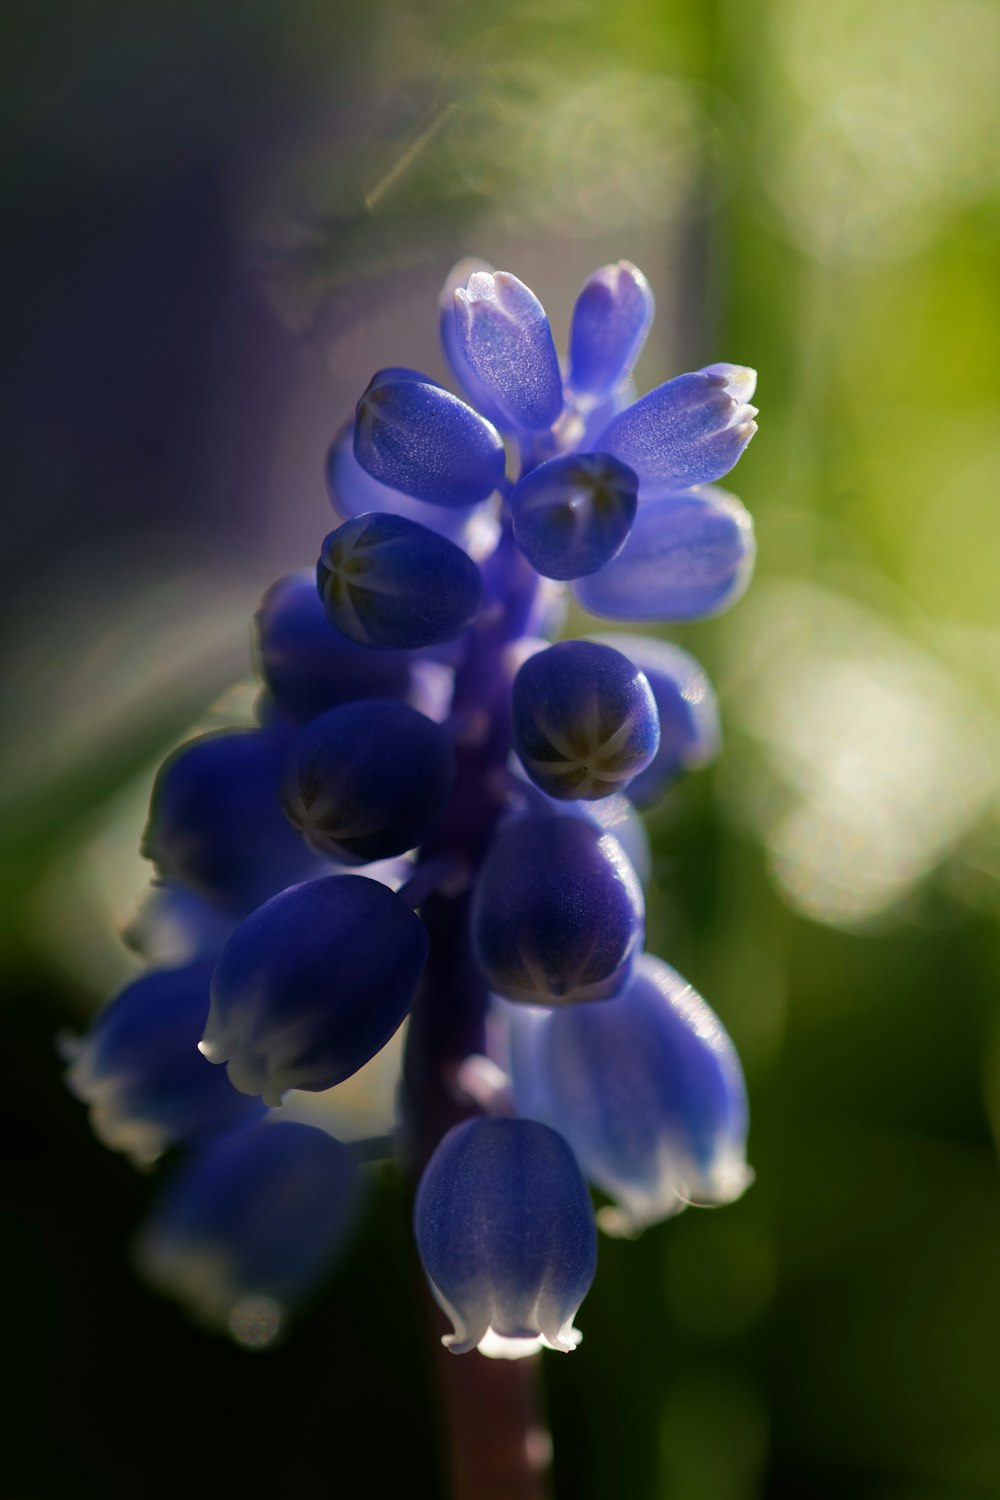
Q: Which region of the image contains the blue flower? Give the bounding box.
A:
[414,1116,596,1357]
[73,254,758,1363]
[506,953,752,1235]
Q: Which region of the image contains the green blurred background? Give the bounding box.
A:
[4,1,1000,1495]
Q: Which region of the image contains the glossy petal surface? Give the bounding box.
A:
[202,875,428,1104]
[596,365,757,489]
[354,370,505,507]
[473,814,644,1005]
[568,261,655,402]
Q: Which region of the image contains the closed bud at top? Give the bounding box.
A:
[201,874,428,1105]
[414,1116,596,1357]
[568,261,655,403]
[255,572,413,724]
[142,729,324,914]
[63,963,262,1166]
[510,953,752,1234]
[317,513,483,651]
[591,633,721,806]
[354,369,505,507]
[512,639,660,802]
[596,364,758,490]
[473,813,644,1005]
[438,258,510,430]
[454,271,564,433]
[137,1120,362,1338]
[573,487,756,623]
[509,452,638,581]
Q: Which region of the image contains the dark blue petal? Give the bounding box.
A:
[202,875,429,1103]
[595,365,757,489]
[281,699,454,863]
[568,261,655,403]
[509,453,638,581]
[142,729,325,914]
[414,1116,596,1355]
[317,513,483,651]
[256,572,413,723]
[354,370,505,507]
[64,963,262,1164]
[137,1120,362,1332]
[573,487,755,622]
[509,953,751,1233]
[591,633,720,805]
[512,640,659,801]
[453,271,564,433]
[473,813,644,1005]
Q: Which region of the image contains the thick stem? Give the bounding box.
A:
[428,1301,553,1500]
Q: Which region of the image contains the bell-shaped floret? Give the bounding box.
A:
[512,640,659,801]
[326,423,477,544]
[573,487,755,623]
[453,271,564,433]
[255,572,413,724]
[142,729,323,914]
[591,634,720,806]
[136,1120,361,1336]
[63,963,262,1166]
[509,453,638,581]
[568,261,655,404]
[595,365,757,490]
[473,813,644,1005]
[280,699,454,863]
[414,1116,596,1357]
[353,369,505,507]
[511,953,752,1234]
[201,875,428,1105]
[318,513,482,651]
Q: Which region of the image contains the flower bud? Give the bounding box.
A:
[573,487,755,622]
[280,699,454,863]
[201,875,428,1104]
[512,639,659,801]
[255,571,413,724]
[438,258,510,430]
[354,369,505,506]
[326,422,476,543]
[453,271,564,432]
[143,729,323,914]
[595,364,757,490]
[509,452,638,580]
[473,813,644,1005]
[137,1120,361,1337]
[63,963,262,1166]
[318,513,482,651]
[591,634,720,806]
[414,1116,596,1357]
[568,261,655,403]
[510,953,752,1233]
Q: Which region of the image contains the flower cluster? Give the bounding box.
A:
[65,258,757,1356]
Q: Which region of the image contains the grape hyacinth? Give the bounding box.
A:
[65,258,758,1422]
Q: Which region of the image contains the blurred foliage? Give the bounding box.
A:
[4,0,1000,1496]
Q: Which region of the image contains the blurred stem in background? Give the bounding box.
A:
[3,0,1000,1496]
